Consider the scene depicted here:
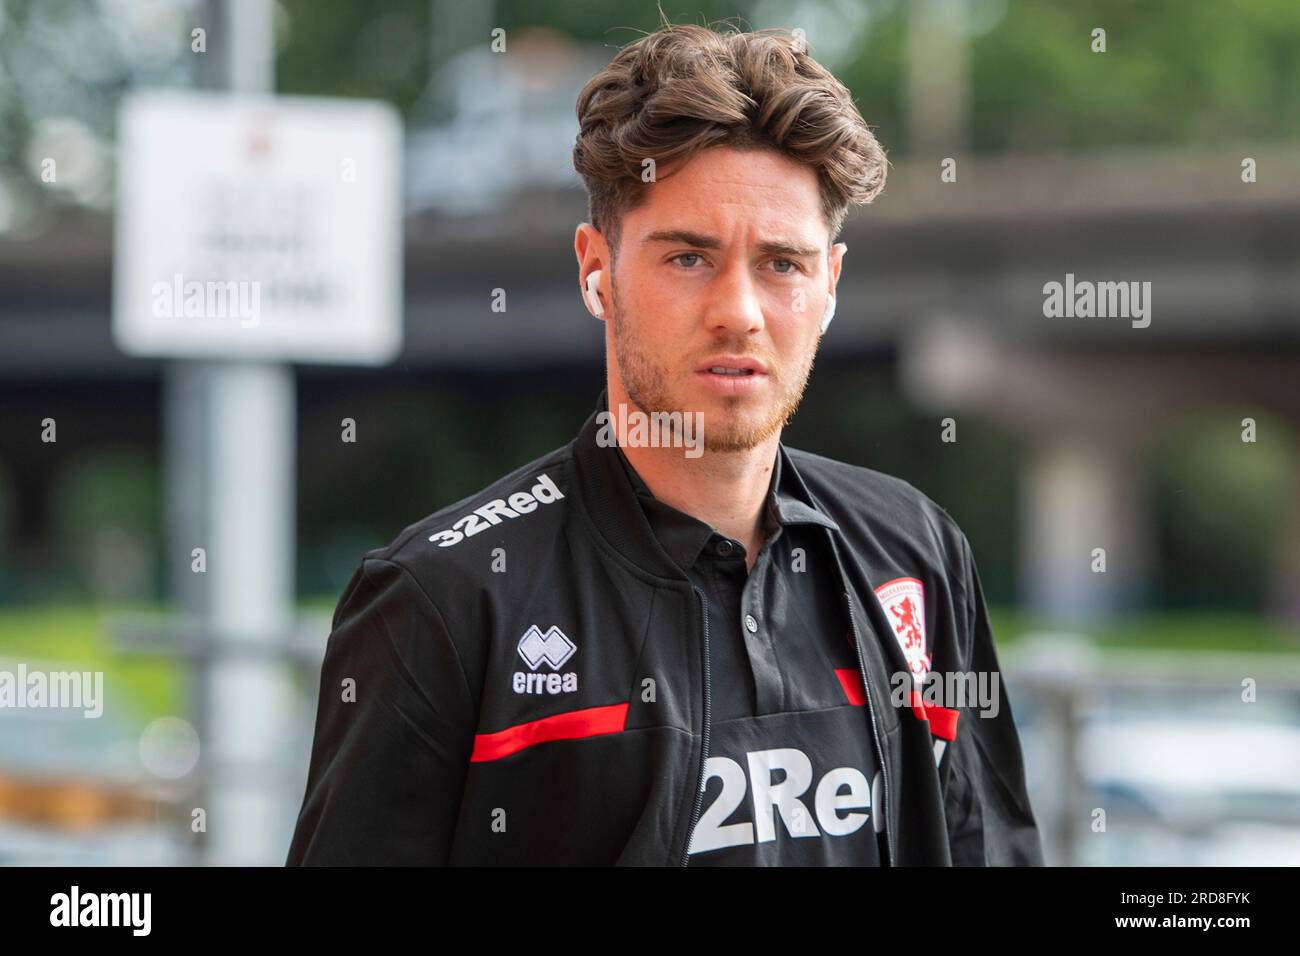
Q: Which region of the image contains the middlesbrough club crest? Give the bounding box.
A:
[874,577,930,678]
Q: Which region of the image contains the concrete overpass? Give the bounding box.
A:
[2,143,1298,621]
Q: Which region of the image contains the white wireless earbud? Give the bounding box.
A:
[820,294,836,333]
[585,269,605,318]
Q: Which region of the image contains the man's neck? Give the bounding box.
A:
[612,397,779,571]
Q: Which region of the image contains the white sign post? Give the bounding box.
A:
[113,82,402,864]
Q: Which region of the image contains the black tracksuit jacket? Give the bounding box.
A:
[286,391,1045,866]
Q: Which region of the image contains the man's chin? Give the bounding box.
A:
[621,386,786,454]
[699,409,785,454]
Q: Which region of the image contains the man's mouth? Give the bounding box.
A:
[695,356,769,376]
[694,356,770,394]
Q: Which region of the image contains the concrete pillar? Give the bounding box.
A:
[1020,431,1152,623]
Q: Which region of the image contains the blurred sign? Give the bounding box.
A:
[113,91,402,364]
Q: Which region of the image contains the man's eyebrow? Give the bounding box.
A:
[756,239,821,259]
[643,229,722,249]
[643,229,821,259]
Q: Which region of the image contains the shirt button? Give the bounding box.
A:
[744,614,758,633]
[715,538,734,557]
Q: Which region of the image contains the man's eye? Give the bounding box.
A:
[771,259,799,274]
[671,253,704,268]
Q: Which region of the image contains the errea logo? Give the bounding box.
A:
[428,473,564,547]
[513,625,578,695]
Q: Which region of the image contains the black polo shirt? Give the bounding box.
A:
[614,445,889,866]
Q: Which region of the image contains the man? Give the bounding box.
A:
[287,22,1043,866]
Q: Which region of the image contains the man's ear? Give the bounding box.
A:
[574,223,610,319]
[829,241,848,298]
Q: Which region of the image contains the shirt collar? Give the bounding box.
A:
[611,416,840,571]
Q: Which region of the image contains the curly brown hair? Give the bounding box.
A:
[572,21,888,258]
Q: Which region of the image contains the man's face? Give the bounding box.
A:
[602,145,845,454]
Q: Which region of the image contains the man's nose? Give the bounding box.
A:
[702,262,766,336]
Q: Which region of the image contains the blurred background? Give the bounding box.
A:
[1,0,1299,865]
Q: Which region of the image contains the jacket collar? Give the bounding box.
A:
[570,389,839,580]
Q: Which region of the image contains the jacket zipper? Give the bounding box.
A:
[680,585,712,866]
[844,589,897,865]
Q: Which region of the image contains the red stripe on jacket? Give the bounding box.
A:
[834,668,959,742]
[470,702,630,762]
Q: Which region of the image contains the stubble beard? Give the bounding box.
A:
[609,280,817,454]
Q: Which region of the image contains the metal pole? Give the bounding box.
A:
[169,0,295,865]
[204,359,297,864]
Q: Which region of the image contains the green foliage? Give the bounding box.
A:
[1148,410,1298,610]
[963,0,1300,151]
[275,0,1300,153]
[989,606,1300,653]
[0,605,180,724]
[49,449,161,604]
[275,0,431,110]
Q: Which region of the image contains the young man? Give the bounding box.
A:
[287,23,1044,866]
